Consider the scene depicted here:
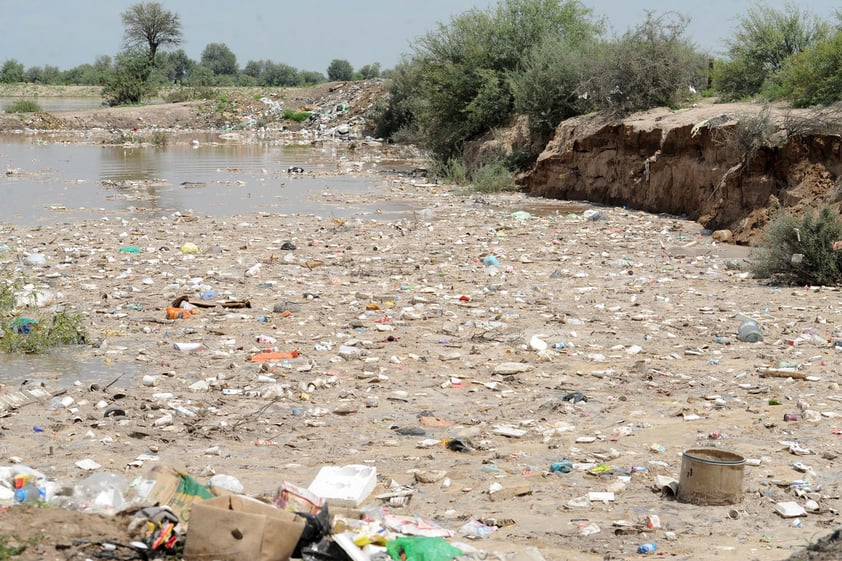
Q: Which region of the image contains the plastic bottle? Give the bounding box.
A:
[14,483,44,504]
[737,320,763,343]
[637,543,657,554]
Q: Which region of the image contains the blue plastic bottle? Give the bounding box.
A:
[637,543,657,554]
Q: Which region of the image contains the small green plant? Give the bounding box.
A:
[429,158,468,185]
[0,273,87,354]
[470,159,516,193]
[751,206,842,286]
[215,93,234,113]
[163,86,216,103]
[0,310,87,354]
[282,109,311,122]
[0,532,43,559]
[150,131,168,147]
[3,99,41,113]
[0,279,18,310]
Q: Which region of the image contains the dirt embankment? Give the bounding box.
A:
[516,100,842,245]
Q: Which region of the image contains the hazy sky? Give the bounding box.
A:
[2,1,838,74]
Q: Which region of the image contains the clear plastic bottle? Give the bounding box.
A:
[737,320,763,342]
[14,483,44,504]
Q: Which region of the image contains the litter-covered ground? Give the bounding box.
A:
[1,83,841,560]
[0,178,841,560]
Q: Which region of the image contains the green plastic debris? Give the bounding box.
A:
[386,536,462,561]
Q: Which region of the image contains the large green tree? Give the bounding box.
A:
[201,43,238,76]
[121,2,183,68]
[155,49,195,84]
[327,59,354,81]
[0,59,25,83]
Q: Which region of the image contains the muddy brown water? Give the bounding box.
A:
[0,133,423,225]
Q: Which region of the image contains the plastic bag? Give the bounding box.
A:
[386,536,462,561]
[294,502,331,558]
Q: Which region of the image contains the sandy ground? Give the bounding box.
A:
[0,90,840,560]
[0,177,841,560]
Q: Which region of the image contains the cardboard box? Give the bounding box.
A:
[184,494,305,561]
[142,465,214,524]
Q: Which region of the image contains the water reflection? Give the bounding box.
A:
[2,349,139,389]
[0,134,423,224]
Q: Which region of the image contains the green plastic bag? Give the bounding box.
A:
[386,536,462,561]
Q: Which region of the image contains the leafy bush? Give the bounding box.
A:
[371,61,423,142]
[101,50,155,106]
[590,11,705,114]
[712,3,829,100]
[3,99,41,113]
[429,158,469,185]
[751,206,842,286]
[470,159,516,193]
[779,30,842,107]
[0,59,24,83]
[511,33,597,136]
[402,0,601,162]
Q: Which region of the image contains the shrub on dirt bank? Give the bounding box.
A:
[588,11,704,114]
[751,206,842,286]
[712,3,830,101]
[101,51,156,106]
[375,1,702,167]
[381,0,601,163]
[3,99,41,113]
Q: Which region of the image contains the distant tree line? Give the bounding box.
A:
[0,1,381,101]
[0,49,379,89]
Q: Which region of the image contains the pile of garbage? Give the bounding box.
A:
[207,80,386,141]
[0,462,544,561]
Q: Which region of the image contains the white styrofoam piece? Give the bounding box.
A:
[775,501,807,518]
[308,464,377,507]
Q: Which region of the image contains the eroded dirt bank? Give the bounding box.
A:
[520,101,842,245]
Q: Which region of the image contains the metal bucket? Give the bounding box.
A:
[677,448,745,505]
